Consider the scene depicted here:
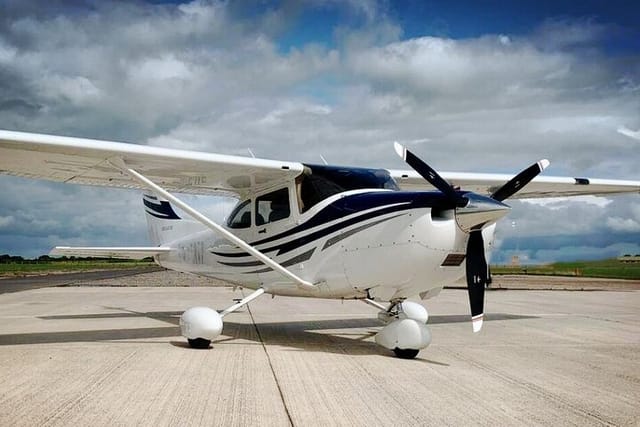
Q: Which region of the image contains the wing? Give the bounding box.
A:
[0,130,303,197]
[389,170,640,199]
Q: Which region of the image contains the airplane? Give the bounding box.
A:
[0,129,638,358]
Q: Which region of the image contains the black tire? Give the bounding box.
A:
[188,338,211,349]
[393,348,420,359]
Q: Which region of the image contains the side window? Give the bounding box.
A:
[227,200,251,229]
[256,188,290,225]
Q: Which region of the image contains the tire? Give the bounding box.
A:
[393,348,419,359]
[188,338,212,349]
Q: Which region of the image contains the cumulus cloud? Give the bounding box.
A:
[0,216,15,228]
[606,217,640,232]
[494,197,640,263]
[0,0,638,260]
[617,126,640,141]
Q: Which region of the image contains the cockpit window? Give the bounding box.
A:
[297,164,399,213]
[227,200,251,229]
[256,188,290,225]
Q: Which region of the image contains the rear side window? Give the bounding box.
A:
[256,188,290,225]
[227,200,251,229]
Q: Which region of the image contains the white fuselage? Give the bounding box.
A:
[153,190,496,302]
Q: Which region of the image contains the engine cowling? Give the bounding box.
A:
[180,307,223,341]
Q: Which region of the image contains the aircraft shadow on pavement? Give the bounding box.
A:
[0,310,536,359]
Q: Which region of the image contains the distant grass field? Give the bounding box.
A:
[491,258,640,280]
[2,257,638,280]
[0,259,156,276]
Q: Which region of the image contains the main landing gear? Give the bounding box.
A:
[372,300,431,359]
[179,290,431,360]
[179,288,266,349]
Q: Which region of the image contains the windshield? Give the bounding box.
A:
[227,200,251,228]
[298,164,398,213]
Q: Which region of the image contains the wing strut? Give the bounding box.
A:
[220,288,265,317]
[111,161,316,291]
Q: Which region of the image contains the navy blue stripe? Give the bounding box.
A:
[322,214,403,250]
[245,248,316,274]
[250,191,448,247]
[209,203,402,258]
[266,204,411,255]
[219,259,264,267]
[143,199,181,220]
[212,204,410,259]
[215,213,401,268]
[213,191,450,258]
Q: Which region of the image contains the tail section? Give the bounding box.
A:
[143,194,181,220]
[143,193,204,246]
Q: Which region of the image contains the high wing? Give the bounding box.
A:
[1,129,638,199]
[0,130,303,197]
[389,170,640,199]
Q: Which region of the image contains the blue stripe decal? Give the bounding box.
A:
[266,204,409,255]
[244,248,316,274]
[251,191,447,247]
[211,205,409,259]
[219,259,264,267]
[211,191,452,258]
[143,198,181,220]
[322,214,403,250]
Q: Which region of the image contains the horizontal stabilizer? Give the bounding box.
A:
[50,246,171,260]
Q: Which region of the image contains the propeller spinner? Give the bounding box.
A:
[394,142,549,332]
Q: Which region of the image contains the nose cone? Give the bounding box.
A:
[455,193,511,232]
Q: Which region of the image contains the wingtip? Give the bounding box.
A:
[539,159,550,171]
[393,141,406,160]
[472,314,484,333]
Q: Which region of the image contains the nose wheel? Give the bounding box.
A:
[188,338,212,349]
[393,348,420,359]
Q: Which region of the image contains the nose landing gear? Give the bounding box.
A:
[374,300,431,359]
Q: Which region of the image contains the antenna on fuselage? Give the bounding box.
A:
[319,154,328,165]
[247,148,256,158]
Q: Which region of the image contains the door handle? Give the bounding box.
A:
[258,228,266,234]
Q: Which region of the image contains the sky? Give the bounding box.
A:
[0,0,639,263]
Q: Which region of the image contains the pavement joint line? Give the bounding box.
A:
[447,349,618,426]
[243,290,295,427]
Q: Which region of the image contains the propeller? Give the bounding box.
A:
[394,142,464,205]
[394,142,549,332]
[491,159,550,202]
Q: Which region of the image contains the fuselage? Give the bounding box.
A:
[153,186,496,302]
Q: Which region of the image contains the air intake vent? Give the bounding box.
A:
[441,253,466,266]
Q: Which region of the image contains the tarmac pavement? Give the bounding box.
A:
[0,272,638,426]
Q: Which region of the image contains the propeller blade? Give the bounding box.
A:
[466,229,487,333]
[394,142,462,203]
[491,159,550,202]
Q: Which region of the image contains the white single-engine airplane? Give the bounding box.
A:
[1,130,638,358]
